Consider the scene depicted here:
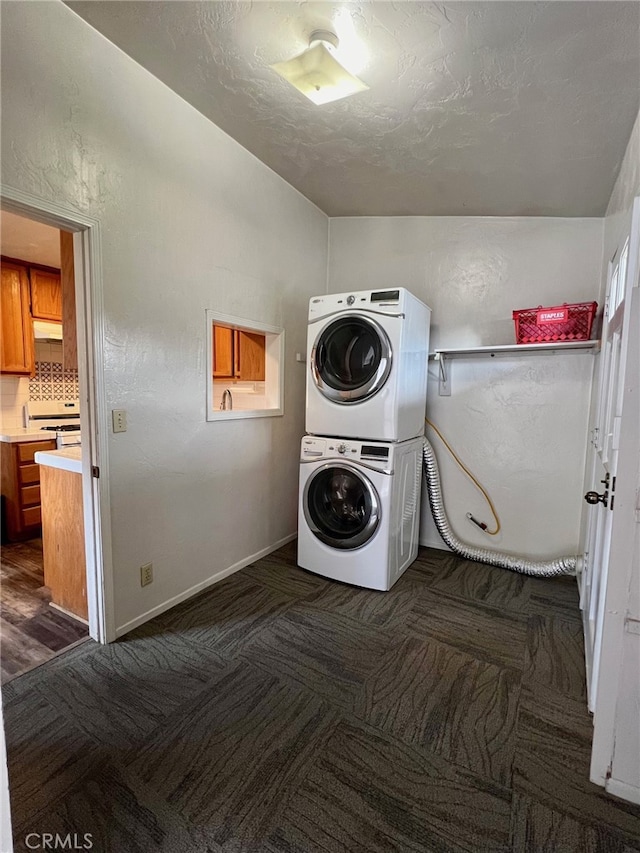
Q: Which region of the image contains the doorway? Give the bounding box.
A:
[0,188,114,679]
[1,213,90,681]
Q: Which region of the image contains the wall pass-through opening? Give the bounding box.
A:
[206,310,284,421]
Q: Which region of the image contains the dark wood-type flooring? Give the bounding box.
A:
[1,538,88,684]
[3,542,640,852]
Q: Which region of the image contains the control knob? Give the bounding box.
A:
[337,443,347,454]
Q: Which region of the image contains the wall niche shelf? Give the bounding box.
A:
[428,339,600,396]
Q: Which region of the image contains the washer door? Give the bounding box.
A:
[311,315,392,403]
[304,464,380,550]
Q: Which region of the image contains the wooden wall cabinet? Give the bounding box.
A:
[30,267,62,321]
[1,439,57,540]
[0,261,35,375]
[237,330,266,381]
[1,250,76,374]
[212,324,266,381]
[212,325,235,378]
[60,231,78,370]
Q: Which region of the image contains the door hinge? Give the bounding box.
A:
[92,465,100,479]
[610,475,616,510]
[591,427,600,447]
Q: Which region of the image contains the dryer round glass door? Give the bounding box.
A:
[303,464,380,550]
[311,316,392,403]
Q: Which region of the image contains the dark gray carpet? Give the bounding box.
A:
[3,542,640,852]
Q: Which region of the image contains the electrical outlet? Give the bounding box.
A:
[140,562,153,587]
[112,409,127,433]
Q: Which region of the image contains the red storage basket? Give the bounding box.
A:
[512,301,597,344]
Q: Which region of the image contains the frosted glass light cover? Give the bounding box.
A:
[271,42,368,105]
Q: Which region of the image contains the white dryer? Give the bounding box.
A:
[297,434,423,591]
[305,288,431,442]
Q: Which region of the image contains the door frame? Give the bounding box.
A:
[1,184,115,643]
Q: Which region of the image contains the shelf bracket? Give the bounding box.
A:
[435,353,451,396]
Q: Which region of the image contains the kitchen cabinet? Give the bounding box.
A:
[1,438,56,540]
[30,266,62,321]
[236,330,266,381]
[213,325,235,378]
[0,260,35,375]
[212,324,266,381]
[60,230,78,370]
[38,454,87,621]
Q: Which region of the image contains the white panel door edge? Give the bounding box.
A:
[582,198,638,711]
[588,196,640,796]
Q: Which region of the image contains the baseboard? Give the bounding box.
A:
[419,536,450,552]
[50,602,89,626]
[115,532,297,639]
[605,777,640,806]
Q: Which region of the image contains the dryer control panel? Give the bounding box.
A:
[308,288,410,322]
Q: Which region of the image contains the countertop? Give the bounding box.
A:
[0,428,55,443]
[34,446,82,474]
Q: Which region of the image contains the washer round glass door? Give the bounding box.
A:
[304,464,380,550]
[311,315,392,403]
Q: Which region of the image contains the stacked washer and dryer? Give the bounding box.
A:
[298,288,431,590]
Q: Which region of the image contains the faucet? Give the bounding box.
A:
[220,389,233,411]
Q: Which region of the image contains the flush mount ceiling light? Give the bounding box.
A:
[271,29,369,106]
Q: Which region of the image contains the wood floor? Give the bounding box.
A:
[3,542,640,852]
[0,538,88,684]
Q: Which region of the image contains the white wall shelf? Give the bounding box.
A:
[428,339,600,395]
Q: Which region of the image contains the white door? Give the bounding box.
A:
[581,197,640,712]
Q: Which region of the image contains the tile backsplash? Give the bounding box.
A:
[0,341,79,429]
[29,360,79,402]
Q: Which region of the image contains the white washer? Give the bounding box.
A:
[305,288,431,442]
[297,435,423,591]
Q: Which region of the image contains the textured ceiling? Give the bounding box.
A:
[1,211,61,268]
[66,1,640,217]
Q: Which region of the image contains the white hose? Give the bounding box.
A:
[422,438,576,577]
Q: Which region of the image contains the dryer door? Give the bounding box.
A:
[303,464,380,550]
[311,315,392,403]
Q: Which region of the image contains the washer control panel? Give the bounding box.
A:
[301,437,327,458]
[302,437,392,468]
[328,440,356,456]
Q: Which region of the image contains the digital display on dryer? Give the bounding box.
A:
[361,445,389,458]
[370,290,400,302]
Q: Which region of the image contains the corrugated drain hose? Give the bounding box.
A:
[422,437,577,577]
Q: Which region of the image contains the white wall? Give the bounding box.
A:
[606,111,640,221]
[1,1,328,633]
[328,217,603,558]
